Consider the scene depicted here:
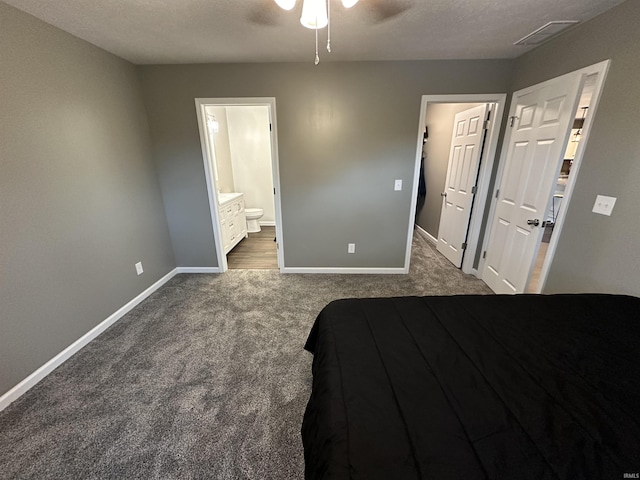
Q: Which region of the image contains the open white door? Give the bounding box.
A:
[436,104,489,267]
[482,73,582,294]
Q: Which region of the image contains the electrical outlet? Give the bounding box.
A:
[592,195,617,216]
[135,262,144,275]
[348,243,356,254]
[394,179,403,191]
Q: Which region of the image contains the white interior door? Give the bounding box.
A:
[436,104,488,267]
[482,73,582,294]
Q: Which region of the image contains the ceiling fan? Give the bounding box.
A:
[250,0,412,25]
[248,0,414,63]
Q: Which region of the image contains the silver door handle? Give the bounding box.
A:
[527,219,540,227]
[440,192,447,197]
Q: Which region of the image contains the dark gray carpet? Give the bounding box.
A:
[0,234,491,479]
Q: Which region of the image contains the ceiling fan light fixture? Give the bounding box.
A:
[274,0,297,11]
[275,0,357,63]
[300,0,328,29]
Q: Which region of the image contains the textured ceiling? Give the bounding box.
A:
[2,0,627,64]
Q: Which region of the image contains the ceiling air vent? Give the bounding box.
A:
[514,21,579,46]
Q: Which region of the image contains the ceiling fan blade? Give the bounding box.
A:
[366,0,414,24]
[247,0,286,26]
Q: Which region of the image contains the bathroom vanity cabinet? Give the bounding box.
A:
[218,193,247,254]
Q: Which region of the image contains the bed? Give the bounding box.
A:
[302,294,640,480]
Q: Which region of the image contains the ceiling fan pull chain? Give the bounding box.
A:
[315,17,320,64]
[327,0,332,52]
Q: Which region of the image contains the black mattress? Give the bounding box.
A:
[302,294,640,480]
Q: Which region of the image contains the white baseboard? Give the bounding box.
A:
[259,221,276,227]
[415,225,438,245]
[281,267,407,274]
[0,268,178,412]
[175,267,222,274]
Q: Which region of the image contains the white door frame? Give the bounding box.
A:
[194,97,284,272]
[407,94,507,274]
[477,60,610,291]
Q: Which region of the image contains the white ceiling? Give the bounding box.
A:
[3,0,626,65]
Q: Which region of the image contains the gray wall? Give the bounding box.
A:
[138,61,513,268]
[511,0,640,296]
[417,103,481,238]
[0,3,175,396]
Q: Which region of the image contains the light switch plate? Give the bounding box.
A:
[592,195,617,216]
[135,261,144,275]
[394,179,402,191]
[348,243,356,254]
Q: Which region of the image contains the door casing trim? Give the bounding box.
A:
[194,98,284,272]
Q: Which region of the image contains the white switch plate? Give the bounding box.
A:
[348,243,356,254]
[135,261,144,275]
[592,195,617,216]
[394,179,402,191]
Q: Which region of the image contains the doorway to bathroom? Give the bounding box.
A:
[195,98,284,272]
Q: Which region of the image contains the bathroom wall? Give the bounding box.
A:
[226,106,275,224]
[416,103,482,238]
[206,106,235,193]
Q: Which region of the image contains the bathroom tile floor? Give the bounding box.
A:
[227,226,278,269]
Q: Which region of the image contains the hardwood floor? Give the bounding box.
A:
[527,240,549,293]
[227,226,278,269]
[527,224,555,292]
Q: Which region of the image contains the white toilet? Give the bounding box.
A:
[245,207,264,233]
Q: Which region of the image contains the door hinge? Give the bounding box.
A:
[273,188,276,195]
[471,185,477,194]
[461,242,468,250]
[483,120,491,130]
[483,251,487,259]
[269,123,272,131]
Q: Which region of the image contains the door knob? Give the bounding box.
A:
[440,192,447,197]
[527,219,540,227]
